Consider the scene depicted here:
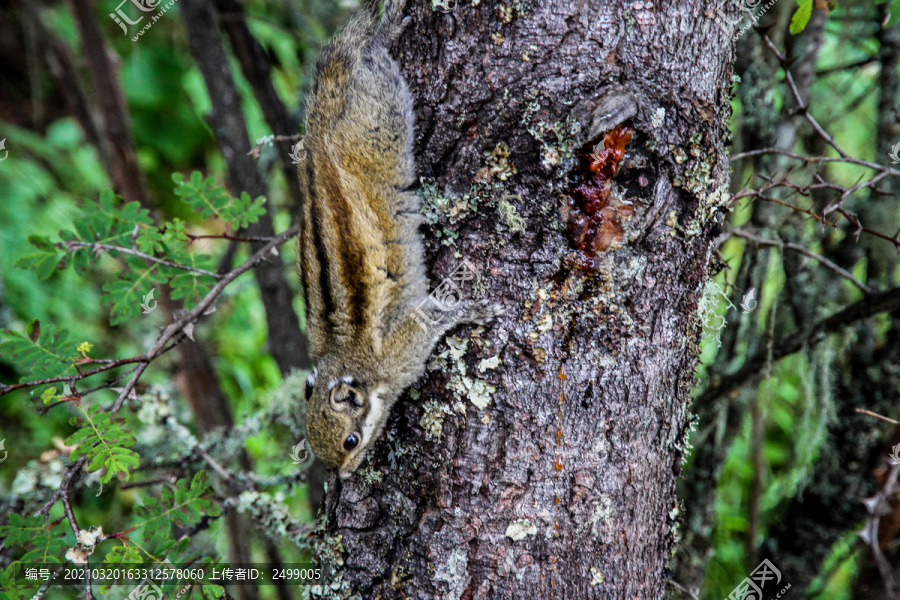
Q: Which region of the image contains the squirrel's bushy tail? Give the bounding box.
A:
[307,0,406,131]
[372,0,408,47]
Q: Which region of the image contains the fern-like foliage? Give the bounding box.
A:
[0,321,81,395]
[65,405,140,483]
[0,563,25,600]
[102,542,145,567]
[172,172,266,230]
[100,541,225,598]
[0,516,68,600]
[134,472,221,548]
[102,257,170,325]
[14,182,228,325]
[0,515,68,564]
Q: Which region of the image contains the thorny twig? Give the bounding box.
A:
[732,188,900,249]
[731,147,900,177]
[725,36,900,251]
[666,579,702,600]
[761,34,848,159]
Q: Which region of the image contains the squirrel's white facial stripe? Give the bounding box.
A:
[360,386,387,448]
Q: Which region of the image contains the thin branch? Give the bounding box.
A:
[696,287,900,406]
[194,446,239,490]
[816,57,878,76]
[186,232,277,243]
[109,223,299,414]
[33,458,86,518]
[60,486,80,537]
[63,241,222,278]
[732,189,900,249]
[827,170,892,215]
[1,225,299,403]
[29,566,67,600]
[730,228,876,294]
[57,460,96,600]
[861,463,900,599]
[855,408,900,426]
[731,148,900,176]
[666,579,702,600]
[0,357,146,396]
[762,33,849,159]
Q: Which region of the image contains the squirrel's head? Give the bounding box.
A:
[303,367,391,478]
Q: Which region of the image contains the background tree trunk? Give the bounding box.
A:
[317,1,733,598]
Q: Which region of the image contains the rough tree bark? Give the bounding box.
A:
[314,1,733,599]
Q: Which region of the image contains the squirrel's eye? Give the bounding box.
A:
[343,433,360,451]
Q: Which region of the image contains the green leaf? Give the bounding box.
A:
[135,226,165,255]
[172,171,267,231]
[72,190,153,249]
[202,584,226,598]
[65,405,140,483]
[99,544,146,593]
[103,544,144,566]
[0,515,67,565]
[173,171,231,223]
[101,261,167,326]
[168,259,216,309]
[231,192,267,229]
[41,387,58,405]
[132,472,219,548]
[790,0,813,33]
[0,563,36,600]
[0,324,80,391]
[15,236,67,279]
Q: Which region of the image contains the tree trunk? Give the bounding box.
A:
[316,2,733,598]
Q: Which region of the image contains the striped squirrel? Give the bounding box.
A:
[297,0,500,478]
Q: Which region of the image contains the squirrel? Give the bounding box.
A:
[297,0,499,478]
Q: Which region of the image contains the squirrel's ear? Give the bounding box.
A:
[332,385,363,408]
[304,368,317,402]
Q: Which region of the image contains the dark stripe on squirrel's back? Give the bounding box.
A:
[318,146,369,332]
[307,158,336,334]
